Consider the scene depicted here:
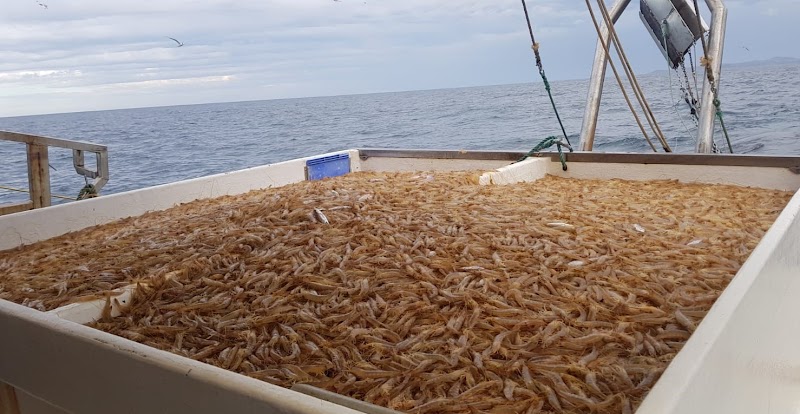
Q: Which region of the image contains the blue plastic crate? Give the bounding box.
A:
[306,153,351,180]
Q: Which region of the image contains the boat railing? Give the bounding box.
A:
[0,131,108,216]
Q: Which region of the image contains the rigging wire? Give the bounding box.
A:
[690,43,701,98]
[520,0,572,150]
[680,57,699,120]
[594,0,671,152]
[667,63,697,152]
[0,184,77,201]
[661,22,695,153]
[583,0,658,152]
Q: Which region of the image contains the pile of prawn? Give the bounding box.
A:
[0,171,792,413]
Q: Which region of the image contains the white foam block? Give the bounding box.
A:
[478,158,549,185]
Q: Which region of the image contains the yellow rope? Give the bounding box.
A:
[0,185,77,201]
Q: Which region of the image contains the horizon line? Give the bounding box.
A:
[2,57,798,119]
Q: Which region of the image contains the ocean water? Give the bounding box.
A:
[1,63,799,204]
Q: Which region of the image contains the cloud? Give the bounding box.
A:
[0,0,798,117]
[0,69,82,83]
[97,75,235,90]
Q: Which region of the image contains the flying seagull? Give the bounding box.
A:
[167,37,184,47]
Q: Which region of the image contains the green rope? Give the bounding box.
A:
[540,72,571,150]
[521,0,572,150]
[714,99,734,154]
[517,135,569,171]
[77,183,98,200]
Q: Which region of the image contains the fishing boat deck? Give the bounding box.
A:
[0,168,792,413]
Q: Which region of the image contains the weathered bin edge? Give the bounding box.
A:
[4,150,799,252]
[637,189,800,413]
[0,149,363,251]
[0,300,364,414]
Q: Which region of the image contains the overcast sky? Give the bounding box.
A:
[1,0,798,117]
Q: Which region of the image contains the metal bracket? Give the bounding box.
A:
[73,149,109,191]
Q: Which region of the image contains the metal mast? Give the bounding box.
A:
[578,0,727,154]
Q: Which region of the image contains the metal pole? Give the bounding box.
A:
[695,0,727,153]
[579,0,632,151]
[596,0,672,152]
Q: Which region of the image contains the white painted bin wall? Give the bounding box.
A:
[1,152,800,413]
[548,161,800,191]
[0,300,363,414]
[359,156,510,173]
[0,150,362,251]
[638,189,800,413]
